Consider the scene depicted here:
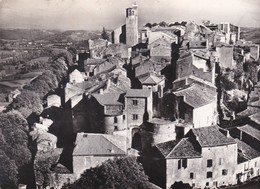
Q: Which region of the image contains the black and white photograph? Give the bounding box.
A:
[0,0,260,189]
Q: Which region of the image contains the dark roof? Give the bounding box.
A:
[173,83,216,108]
[73,133,126,156]
[156,140,180,157]
[237,125,260,141]
[156,138,201,159]
[235,139,260,163]
[92,93,123,106]
[191,126,236,147]
[125,89,152,98]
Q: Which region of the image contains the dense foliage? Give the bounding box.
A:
[62,157,154,189]
[0,112,31,189]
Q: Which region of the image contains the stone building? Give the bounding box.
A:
[175,50,215,83]
[153,126,237,189]
[124,89,153,147]
[149,38,172,62]
[72,133,127,178]
[215,45,235,69]
[111,3,138,47]
[137,72,165,94]
[69,69,85,84]
[172,80,217,128]
[88,93,126,134]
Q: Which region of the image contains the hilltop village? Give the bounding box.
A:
[2,3,260,189]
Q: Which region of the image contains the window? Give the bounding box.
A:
[132,100,138,105]
[114,126,118,131]
[177,159,187,169]
[206,182,209,186]
[114,117,117,123]
[190,172,195,179]
[207,159,213,167]
[207,172,212,178]
[133,114,138,120]
[219,158,223,165]
[255,162,257,167]
[222,169,228,175]
[123,115,126,120]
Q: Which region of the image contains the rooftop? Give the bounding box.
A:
[84,58,107,65]
[173,83,216,108]
[73,133,126,156]
[235,138,260,163]
[138,73,164,85]
[92,93,123,106]
[237,125,260,141]
[125,89,152,98]
[190,126,236,147]
[156,138,201,159]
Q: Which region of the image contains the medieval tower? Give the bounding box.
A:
[125,3,138,46]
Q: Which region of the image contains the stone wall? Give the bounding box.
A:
[166,143,237,189]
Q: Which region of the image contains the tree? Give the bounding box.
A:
[159,21,168,27]
[144,23,152,28]
[8,89,43,118]
[0,112,32,188]
[0,150,18,189]
[62,157,155,189]
[101,27,110,41]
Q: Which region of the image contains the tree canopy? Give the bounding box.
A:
[62,157,155,189]
[0,112,31,189]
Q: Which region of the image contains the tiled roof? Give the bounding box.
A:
[173,83,216,108]
[92,93,123,106]
[190,126,236,147]
[84,58,107,65]
[235,138,260,163]
[156,140,180,157]
[156,138,201,159]
[249,112,260,125]
[138,73,164,85]
[237,125,260,141]
[125,89,152,98]
[73,133,126,156]
[172,75,217,89]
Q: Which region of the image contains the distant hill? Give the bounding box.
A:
[0,28,101,42]
[47,30,100,42]
[0,28,59,40]
[240,27,260,45]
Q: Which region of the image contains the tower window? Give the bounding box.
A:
[207,172,212,178]
[133,114,138,120]
[222,169,228,175]
[114,117,117,123]
[190,172,195,179]
[132,100,138,105]
[207,159,213,167]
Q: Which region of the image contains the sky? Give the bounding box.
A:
[0,0,260,30]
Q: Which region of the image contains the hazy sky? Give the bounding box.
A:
[0,0,260,30]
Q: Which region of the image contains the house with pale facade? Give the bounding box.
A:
[172,77,217,128]
[152,126,237,189]
[72,133,127,178]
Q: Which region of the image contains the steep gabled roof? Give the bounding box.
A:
[190,126,236,147]
[73,133,126,156]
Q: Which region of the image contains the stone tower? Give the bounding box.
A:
[126,3,138,46]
